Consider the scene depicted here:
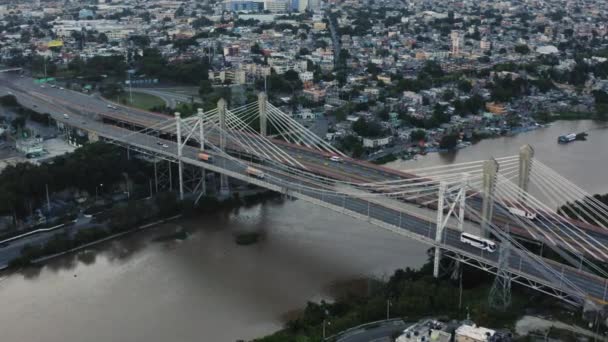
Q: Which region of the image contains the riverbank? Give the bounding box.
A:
[6,190,284,270]
[254,259,599,342]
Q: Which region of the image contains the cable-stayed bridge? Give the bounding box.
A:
[32,91,608,309]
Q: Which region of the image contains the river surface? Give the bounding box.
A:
[0,120,606,342]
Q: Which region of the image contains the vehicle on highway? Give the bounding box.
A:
[40,85,45,88]
[198,152,213,163]
[246,166,265,179]
[59,87,64,90]
[507,207,537,220]
[162,144,168,148]
[33,104,37,108]
[460,232,496,252]
[63,113,69,119]
[329,155,343,163]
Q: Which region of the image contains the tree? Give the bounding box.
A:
[410,129,426,142]
[199,79,213,97]
[439,133,459,150]
[250,43,262,55]
[457,79,473,93]
[98,32,108,44]
[352,118,385,138]
[514,44,530,55]
[192,16,213,28]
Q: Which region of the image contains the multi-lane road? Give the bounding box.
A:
[2,72,608,303]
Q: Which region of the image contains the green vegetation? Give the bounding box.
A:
[116,92,165,111]
[11,190,283,268]
[255,258,566,342]
[0,142,150,220]
[352,117,386,138]
[439,133,460,150]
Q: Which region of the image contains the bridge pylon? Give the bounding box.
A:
[518,144,534,194]
[258,92,268,137]
[175,112,185,200]
[197,108,207,201]
[218,99,230,197]
[480,158,498,238]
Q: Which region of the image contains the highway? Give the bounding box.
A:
[2,73,608,303]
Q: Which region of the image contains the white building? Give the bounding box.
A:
[455,325,495,342]
[363,136,391,148]
[264,0,288,13]
[299,71,314,82]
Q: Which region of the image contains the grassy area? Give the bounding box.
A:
[117,92,165,111]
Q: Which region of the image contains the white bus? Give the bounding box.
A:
[460,232,497,253]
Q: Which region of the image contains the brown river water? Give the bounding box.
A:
[0,120,606,342]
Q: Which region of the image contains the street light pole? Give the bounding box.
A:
[95,183,103,202]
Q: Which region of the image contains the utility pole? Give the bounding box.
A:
[127,69,134,105]
[45,183,51,213]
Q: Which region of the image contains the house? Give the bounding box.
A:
[455,324,495,342]
[363,136,391,148]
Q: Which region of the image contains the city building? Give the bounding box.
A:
[363,136,391,148]
[455,324,496,342]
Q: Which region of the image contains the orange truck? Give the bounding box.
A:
[198,153,213,163]
[246,166,265,179]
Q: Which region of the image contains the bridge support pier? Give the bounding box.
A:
[153,157,173,193]
[218,99,230,197]
[489,225,512,310]
[175,112,184,201]
[434,175,469,278]
[481,159,498,238]
[258,92,268,137]
[518,144,534,194]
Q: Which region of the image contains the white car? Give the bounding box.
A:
[329,156,343,162]
[162,144,169,148]
[63,113,69,119]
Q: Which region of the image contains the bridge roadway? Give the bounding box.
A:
[41,110,608,304]
[8,75,608,254]
[3,74,608,302]
[4,74,608,249]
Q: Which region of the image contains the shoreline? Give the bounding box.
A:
[30,214,182,265]
[0,215,182,272]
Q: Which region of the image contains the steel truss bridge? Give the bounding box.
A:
[50,93,608,309]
